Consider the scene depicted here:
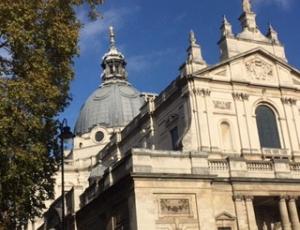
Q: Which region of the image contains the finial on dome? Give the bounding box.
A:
[109,26,116,48]
[101,26,128,83]
[243,0,252,13]
[189,30,197,46]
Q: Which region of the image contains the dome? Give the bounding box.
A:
[74,26,145,135]
[74,81,144,135]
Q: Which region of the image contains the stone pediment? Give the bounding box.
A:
[215,211,236,221]
[194,48,300,89]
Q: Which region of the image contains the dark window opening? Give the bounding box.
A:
[170,127,179,150]
[95,131,104,142]
[255,105,281,148]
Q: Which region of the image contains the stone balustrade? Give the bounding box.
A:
[127,149,300,178]
[79,148,300,209]
[246,161,273,171]
[64,156,97,172]
[208,160,229,171]
[290,163,300,172]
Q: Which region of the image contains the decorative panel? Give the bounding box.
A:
[245,57,275,82]
[155,194,199,230]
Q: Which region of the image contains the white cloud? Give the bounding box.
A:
[252,0,293,10]
[78,6,140,53]
[127,49,176,74]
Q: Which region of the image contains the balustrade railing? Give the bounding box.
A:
[208,160,229,171]
[64,156,96,171]
[246,161,273,171]
[290,163,300,172]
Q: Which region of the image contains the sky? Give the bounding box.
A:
[61,0,300,129]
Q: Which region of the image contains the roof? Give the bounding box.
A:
[74,81,144,135]
[194,47,300,76]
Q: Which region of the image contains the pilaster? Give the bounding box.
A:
[232,92,251,154]
[245,196,258,230]
[279,196,292,230]
[193,88,211,152]
[288,196,300,230]
[233,195,248,230]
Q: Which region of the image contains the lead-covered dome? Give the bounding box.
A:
[74,81,143,134]
[74,26,144,135]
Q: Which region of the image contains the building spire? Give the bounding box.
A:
[220,15,233,38]
[180,30,206,76]
[187,30,205,64]
[266,23,280,44]
[189,30,197,46]
[109,26,116,49]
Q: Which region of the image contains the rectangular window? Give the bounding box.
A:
[170,127,179,150]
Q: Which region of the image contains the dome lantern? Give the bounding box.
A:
[101,26,128,83]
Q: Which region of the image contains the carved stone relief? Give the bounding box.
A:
[245,58,274,81]
[193,88,211,97]
[160,199,190,215]
[156,194,199,230]
[281,97,297,105]
[213,100,232,110]
[232,92,249,101]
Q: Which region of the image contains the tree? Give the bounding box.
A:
[0,0,103,228]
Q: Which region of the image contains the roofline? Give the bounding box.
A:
[193,47,300,77]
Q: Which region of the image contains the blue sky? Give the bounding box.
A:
[61,0,300,128]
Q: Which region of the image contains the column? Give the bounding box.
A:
[245,196,258,230]
[288,197,300,230]
[279,196,292,230]
[234,195,248,230]
[232,92,251,154]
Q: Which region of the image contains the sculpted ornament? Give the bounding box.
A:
[160,199,190,215]
[232,92,249,101]
[213,100,231,110]
[245,59,273,81]
[281,97,297,105]
[193,88,211,97]
[243,0,252,13]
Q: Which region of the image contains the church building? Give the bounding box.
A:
[39,0,300,229]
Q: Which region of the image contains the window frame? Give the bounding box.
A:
[255,104,281,149]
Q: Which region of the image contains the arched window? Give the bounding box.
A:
[220,121,233,150]
[255,105,280,148]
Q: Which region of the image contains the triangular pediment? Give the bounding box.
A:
[193,48,300,89]
[215,211,236,221]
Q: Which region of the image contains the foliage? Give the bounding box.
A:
[0,0,103,228]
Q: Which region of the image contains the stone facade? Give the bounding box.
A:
[35,1,300,230]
